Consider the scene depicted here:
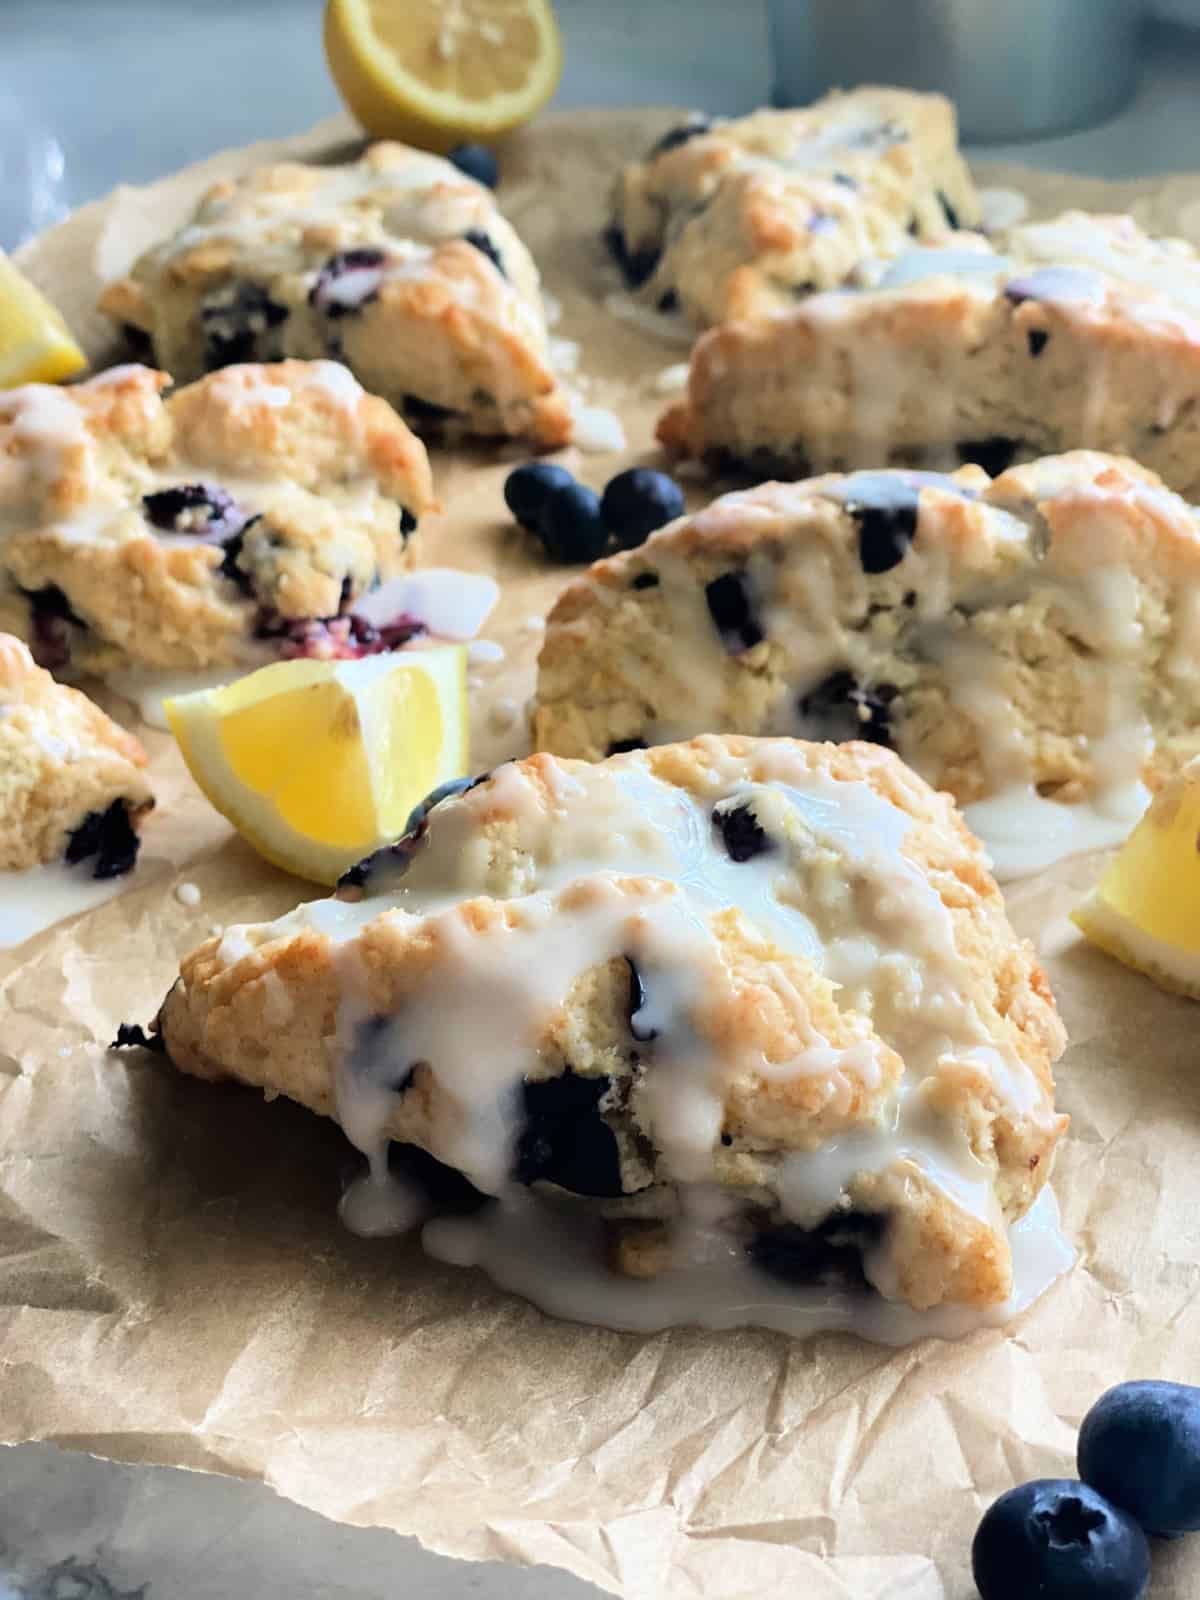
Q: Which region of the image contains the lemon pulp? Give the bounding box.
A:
[0,250,88,386]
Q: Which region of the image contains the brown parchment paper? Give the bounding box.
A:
[6,110,1200,1599]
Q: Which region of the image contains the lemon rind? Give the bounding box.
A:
[1072,892,1200,1001]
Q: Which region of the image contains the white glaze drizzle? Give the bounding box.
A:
[0,856,139,948]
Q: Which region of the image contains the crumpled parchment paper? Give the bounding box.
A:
[4,109,1200,1599]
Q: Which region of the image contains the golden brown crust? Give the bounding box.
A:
[99,142,571,448]
[158,735,1067,1313]
[0,361,435,676]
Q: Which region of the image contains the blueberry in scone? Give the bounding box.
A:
[658,211,1200,501]
[608,87,980,328]
[0,633,154,875]
[99,141,570,448]
[154,735,1067,1318]
[533,454,1200,874]
[0,362,436,678]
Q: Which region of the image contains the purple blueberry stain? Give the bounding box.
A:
[65,800,140,880]
[201,281,289,368]
[309,249,387,317]
[712,798,772,862]
[143,483,249,540]
[20,583,85,670]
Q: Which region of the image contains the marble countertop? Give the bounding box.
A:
[2,4,1200,1596]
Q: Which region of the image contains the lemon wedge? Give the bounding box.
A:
[1072,759,1200,998]
[166,648,468,885]
[0,250,88,386]
[323,0,562,150]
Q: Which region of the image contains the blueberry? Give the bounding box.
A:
[1078,1380,1200,1537]
[503,461,576,531]
[650,119,712,157]
[402,393,459,425]
[603,224,660,289]
[463,230,505,277]
[705,572,764,653]
[515,1069,624,1197]
[600,468,685,550]
[938,190,960,230]
[65,801,140,881]
[539,482,609,564]
[956,436,1018,477]
[797,671,897,747]
[336,775,485,897]
[309,249,387,317]
[400,506,418,538]
[631,572,659,591]
[143,483,248,540]
[447,143,499,189]
[606,737,647,755]
[972,1480,1150,1600]
[625,957,657,1042]
[200,282,289,368]
[111,1022,165,1054]
[20,583,85,670]
[747,1212,884,1289]
[402,773,485,838]
[1028,329,1049,357]
[832,478,920,574]
[712,800,771,862]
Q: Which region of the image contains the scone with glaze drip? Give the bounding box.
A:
[535,452,1200,878]
[658,211,1200,498]
[99,142,571,448]
[608,87,979,328]
[0,633,153,876]
[155,736,1067,1320]
[0,361,435,678]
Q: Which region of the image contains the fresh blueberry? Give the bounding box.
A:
[515,1069,624,1197]
[143,483,248,540]
[1079,1380,1200,1537]
[956,436,1018,477]
[972,1480,1150,1600]
[712,800,771,862]
[200,282,289,368]
[503,461,576,531]
[447,143,499,189]
[309,249,387,317]
[600,468,685,550]
[650,119,712,157]
[705,572,764,653]
[748,1212,884,1289]
[463,230,505,276]
[539,482,609,564]
[65,801,140,881]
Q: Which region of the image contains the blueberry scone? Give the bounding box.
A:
[154,736,1066,1317]
[0,361,436,677]
[0,633,153,876]
[99,143,571,448]
[534,454,1200,875]
[608,87,980,328]
[658,212,1200,499]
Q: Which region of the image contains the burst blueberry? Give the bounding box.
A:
[600,468,685,549]
[705,572,763,653]
[972,1480,1150,1600]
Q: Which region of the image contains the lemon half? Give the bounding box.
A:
[324,0,563,150]
[0,250,87,387]
[166,648,468,885]
[1072,759,1200,998]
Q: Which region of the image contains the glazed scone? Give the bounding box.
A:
[0,633,153,875]
[658,212,1200,498]
[534,455,1200,876]
[608,87,980,328]
[0,361,435,677]
[99,143,572,448]
[155,736,1066,1316]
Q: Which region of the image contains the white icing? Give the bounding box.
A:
[174,880,202,907]
[0,856,137,948]
[978,187,1029,233]
[654,362,692,395]
[548,337,580,375]
[602,291,695,347]
[108,664,250,731]
[466,638,504,665]
[571,405,628,454]
[233,744,1071,1336]
[875,247,1010,292]
[421,1182,1071,1347]
[964,782,1149,881]
[351,568,499,640]
[0,383,87,487]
